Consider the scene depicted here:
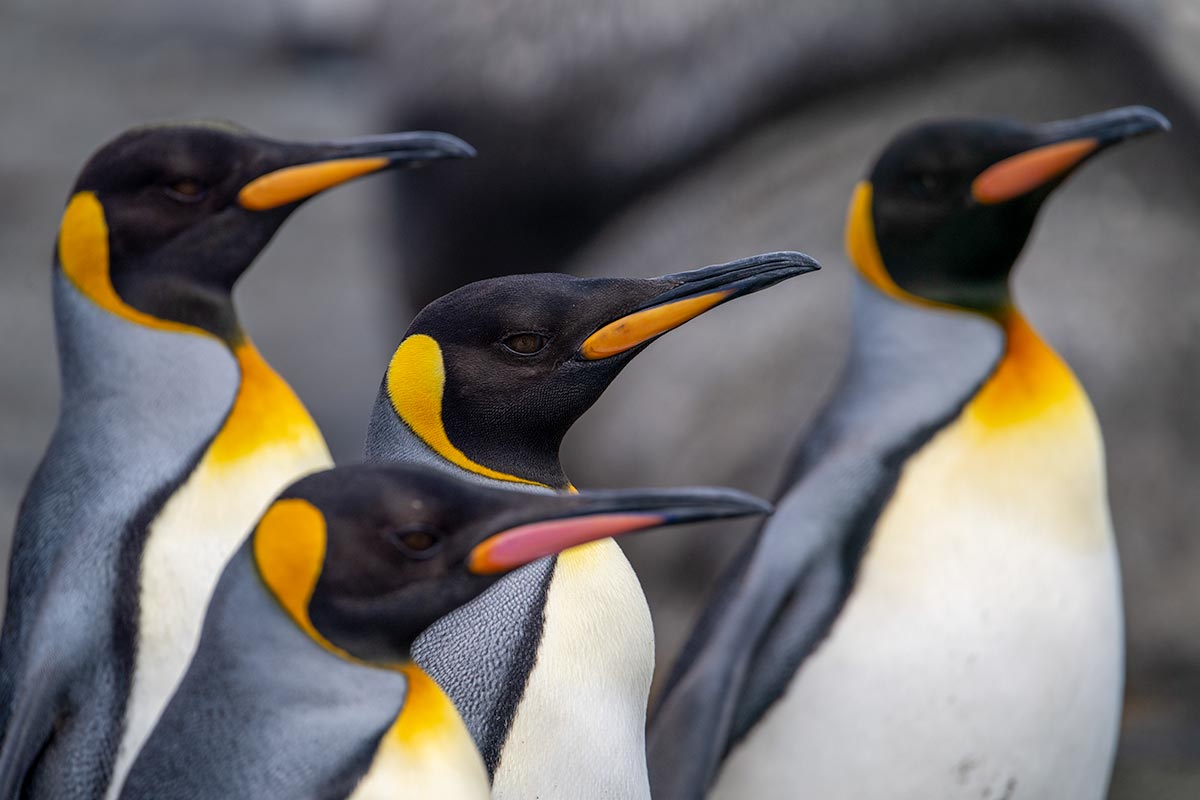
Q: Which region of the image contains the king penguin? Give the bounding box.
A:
[115,463,770,800]
[0,122,473,800]
[363,251,819,798]
[648,106,1170,800]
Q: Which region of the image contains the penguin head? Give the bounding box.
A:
[58,121,474,341]
[848,105,1169,313]
[378,251,819,488]
[252,463,771,662]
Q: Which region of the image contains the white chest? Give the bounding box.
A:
[107,434,331,799]
[715,395,1122,800]
[492,537,655,800]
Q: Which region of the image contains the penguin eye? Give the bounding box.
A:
[385,524,444,560]
[906,171,947,199]
[163,178,208,204]
[501,332,549,356]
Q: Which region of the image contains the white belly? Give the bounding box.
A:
[492,537,655,800]
[107,435,331,799]
[714,395,1122,800]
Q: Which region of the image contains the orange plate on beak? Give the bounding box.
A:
[580,291,731,360]
[468,513,666,575]
[971,139,1099,205]
[238,156,390,211]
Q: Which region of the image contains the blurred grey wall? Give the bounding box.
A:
[1,0,1197,796]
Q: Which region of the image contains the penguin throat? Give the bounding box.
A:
[389,664,464,746]
[966,310,1083,428]
[385,335,562,489]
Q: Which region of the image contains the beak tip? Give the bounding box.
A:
[400,133,477,163]
[682,488,774,520]
[1117,105,1171,138]
[725,491,775,517]
[441,137,477,160]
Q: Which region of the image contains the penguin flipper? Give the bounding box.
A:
[0,662,62,797]
[648,446,899,798]
[0,578,94,796]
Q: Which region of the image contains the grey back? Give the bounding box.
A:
[119,546,408,800]
[0,271,237,798]
[648,277,1005,798]
[364,386,558,774]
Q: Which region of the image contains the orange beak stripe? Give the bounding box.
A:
[579,291,732,360]
[468,513,665,575]
[971,139,1099,205]
[238,156,391,211]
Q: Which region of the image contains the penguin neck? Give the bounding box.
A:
[786,275,1006,483]
[364,388,569,492]
[53,251,323,461]
[845,275,1006,396]
[51,266,239,410]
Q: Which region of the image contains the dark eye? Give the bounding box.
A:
[384,524,444,560]
[907,172,946,199]
[163,178,208,204]
[501,332,549,356]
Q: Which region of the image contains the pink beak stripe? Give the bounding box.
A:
[468,513,666,575]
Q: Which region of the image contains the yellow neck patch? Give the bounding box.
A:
[206,341,325,465]
[57,192,206,336]
[253,498,355,660]
[966,312,1083,428]
[389,664,465,747]
[385,334,548,488]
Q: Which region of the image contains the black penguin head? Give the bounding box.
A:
[850,106,1169,312]
[378,251,819,488]
[252,463,771,663]
[59,121,474,341]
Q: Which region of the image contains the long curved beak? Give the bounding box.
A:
[579,251,820,360]
[239,131,475,211]
[467,486,771,575]
[972,105,1169,205]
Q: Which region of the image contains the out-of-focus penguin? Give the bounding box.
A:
[0,122,473,799]
[117,463,770,800]
[649,106,1169,800]
[364,252,819,798]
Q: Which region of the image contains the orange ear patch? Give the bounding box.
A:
[971,139,1098,205]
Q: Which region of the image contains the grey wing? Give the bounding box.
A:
[647,445,896,800]
[0,548,115,800]
[651,413,835,711]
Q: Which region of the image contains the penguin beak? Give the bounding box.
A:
[238,131,476,211]
[972,105,1169,205]
[578,251,820,360]
[467,487,772,575]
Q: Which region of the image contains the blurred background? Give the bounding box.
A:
[1,0,1197,795]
